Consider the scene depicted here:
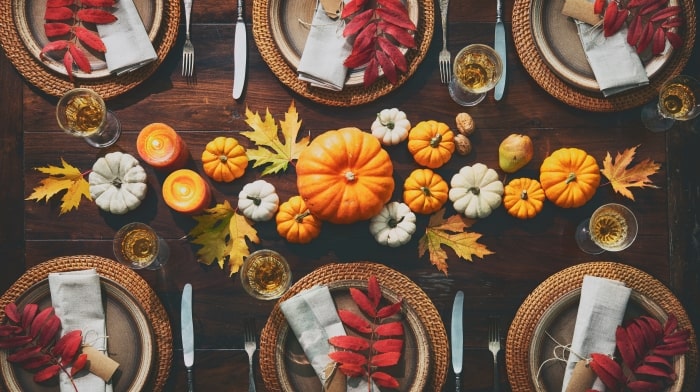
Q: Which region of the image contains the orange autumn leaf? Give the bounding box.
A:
[600,145,660,201]
[25,158,91,215]
[418,208,494,275]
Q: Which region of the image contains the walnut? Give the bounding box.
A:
[454,134,472,156]
[455,112,475,136]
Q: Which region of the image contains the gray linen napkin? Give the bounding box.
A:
[575,21,649,97]
[49,269,113,392]
[297,1,353,91]
[96,0,157,75]
[560,275,631,392]
[280,285,377,392]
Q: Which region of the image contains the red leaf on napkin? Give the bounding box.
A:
[75,26,107,52]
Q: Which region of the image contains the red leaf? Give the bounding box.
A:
[5,303,21,324]
[329,335,370,351]
[75,26,107,52]
[45,6,73,21]
[375,7,416,30]
[638,316,664,342]
[21,303,39,330]
[328,350,367,366]
[63,50,75,81]
[603,2,620,37]
[665,31,682,48]
[375,50,397,84]
[370,351,400,367]
[343,9,374,37]
[636,23,654,53]
[0,325,22,337]
[46,0,74,6]
[0,335,33,349]
[344,46,374,68]
[81,0,116,6]
[341,0,368,19]
[593,0,605,14]
[69,44,92,73]
[615,326,637,369]
[38,315,61,347]
[53,330,82,364]
[76,8,117,24]
[363,57,379,86]
[40,40,70,57]
[33,364,61,383]
[371,371,400,388]
[30,307,55,338]
[589,353,624,392]
[338,363,365,377]
[650,5,680,22]
[663,328,690,344]
[639,1,664,15]
[22,354,52,370]
[350,287,377,317]
[651,27,666,55]
[353,21,378,55]
[378,20,416,48]
[625,320,647,358]
[7,345,42,363]
[663,313,678,335]
[627,15,642,46]
[661,17,683,28]
[377,36,408,72]
[373,338,403,353]
[641,354,673,372]
[44,22,72,37]
[70,353,88,376]
[626,380,663,392]
[635,364,676,380]
[376,300,402,318]
[338,310,372,334]
[377,0,409,16]
[375,321,403,337]
[367,275,381,308]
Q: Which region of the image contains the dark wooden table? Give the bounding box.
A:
[1,0,699,390]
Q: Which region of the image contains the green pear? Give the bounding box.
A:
[499,134,533,173]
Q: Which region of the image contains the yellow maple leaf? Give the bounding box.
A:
[600,145,660,201]
[189,200,259,276]
[418,209,494,275]
[241,101,310,175]
[25,158,91,215]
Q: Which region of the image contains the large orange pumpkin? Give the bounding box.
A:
[296,127,395,224]
[539,147,600,208]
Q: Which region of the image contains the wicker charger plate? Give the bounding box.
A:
[0,255,172,392]
[506,261,698,392]
[252,0,434,106]
[512,0,696,111]
[259,262,449,391]
[0,0,179,99]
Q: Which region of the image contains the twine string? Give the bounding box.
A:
[534,331,589,390]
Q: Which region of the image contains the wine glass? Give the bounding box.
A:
[239,249,292,300]
[113,222,169,270]
[641,75,700,132]
[575,203,639,254]
[56,87,121,147]
[448,44,503,106]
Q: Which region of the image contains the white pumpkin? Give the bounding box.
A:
[238,179,279,221]
[449,163,504,219]
[370,108,411,146]
[89,152,148,215]
[369,202,417,247]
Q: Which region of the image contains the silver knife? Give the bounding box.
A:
[451,291,464,392]
[232,0,247,100]
[494,0,506,101]
[181,283,195,392]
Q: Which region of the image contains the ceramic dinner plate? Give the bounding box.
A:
[530,0,675,92]
[0,277,154,392]
[267,0,419,86]
[272,279,430,391]
[12,0,163,79]
[529,288,685,392]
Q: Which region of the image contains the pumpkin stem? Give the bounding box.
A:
[112,178,122,188]
[377,113,395,130]
[565,172,577,184]
[218,155,228,163]
[520,189,529,200]
[468,186,480,195]
[429,133,443,148]
[248,196,262,206]
[388,216,404,228]
[295,210,312,222]
[344,171,356,182]
[420,186,432,196]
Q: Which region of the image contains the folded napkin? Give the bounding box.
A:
[49,269,113,392]
[297,1,353,91]
[96,0,157,75]
[280,285,377,392]
[561,275,632,392]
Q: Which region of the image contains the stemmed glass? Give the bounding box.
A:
[448,44,503,106]
[113,222,169,270]
[641,75,700,132]
[56,87,121,147]
[575,203,639,255]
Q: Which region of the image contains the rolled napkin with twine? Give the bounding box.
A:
[49,269,113,392]
[560,275,632,392]
[297,1,353,91]
[562,0,649,97]
[96,0,157,75]
[280,285,377,392]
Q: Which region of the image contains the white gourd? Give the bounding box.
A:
[238,179,279,221]
[369,202,417,247]
[449,163,504,219]
[370,108,411,146]
[89,152,147,215]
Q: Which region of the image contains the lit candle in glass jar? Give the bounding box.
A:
[137,123,189,171]
[162,169,211,214]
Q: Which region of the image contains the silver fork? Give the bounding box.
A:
[438,0,451,84]
[488,319,501,392]
[244,319,257,392]
[181,0,194,77]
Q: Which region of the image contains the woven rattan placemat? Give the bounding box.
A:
[506,261,698,392]
[0,0,180,99]
[259,262,448,391]
[252,0,434,106]
[512,0,696,112]
[0,255,172,392]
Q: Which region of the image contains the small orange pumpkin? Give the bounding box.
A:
[276,196,322,244]
[407,120,455,168]
[539,147,600,208]
[201,136,248,182]
[296,127,394,224]
[403,168,449,214]
[503,178,545,219]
